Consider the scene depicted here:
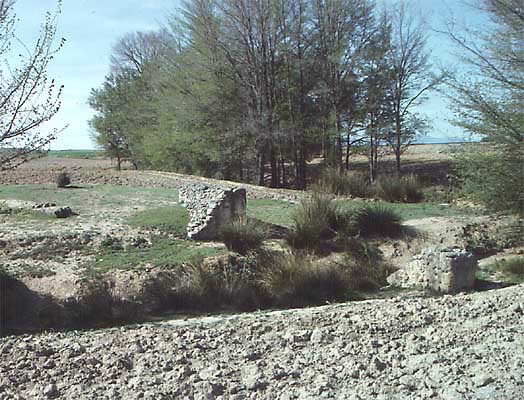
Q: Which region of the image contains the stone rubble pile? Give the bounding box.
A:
[179,183,246,240]
[387,247,477,293]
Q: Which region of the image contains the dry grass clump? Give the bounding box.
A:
[315,168,424,203]
[220,218,266,255]
[376,175,424,203]
[258,252,350,307]
[169,256,261,311]
[315,167,372,198]
[352,204,402,238]
[338,239,394,290]
[286,193,339,253]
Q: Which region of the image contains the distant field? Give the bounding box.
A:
[46,149,103,159]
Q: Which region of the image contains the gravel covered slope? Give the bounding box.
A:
[1,285,523,400]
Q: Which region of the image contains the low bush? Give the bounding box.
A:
[220,218,266,255]
[352,205,402,238]
[258,252,351,307]
[56,172,71,188]
[286,193,340,252]
[316,168,372,198]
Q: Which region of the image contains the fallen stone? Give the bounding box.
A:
[387,247,477,293]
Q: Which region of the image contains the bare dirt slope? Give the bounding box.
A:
[0,283,523,399]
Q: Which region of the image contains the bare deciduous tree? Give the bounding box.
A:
[110,30,169,76]
[387,0,446,175]
[0,0,65,170]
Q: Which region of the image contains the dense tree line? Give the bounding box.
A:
[89,0,437,188]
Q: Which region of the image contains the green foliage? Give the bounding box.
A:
[352,204,402,238]
[453,145,524,214]
[447,1,523,214]
[220,218,266,255]
[286,193,339,252]
[128,205,190,237]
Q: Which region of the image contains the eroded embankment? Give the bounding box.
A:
[1,283,523,399]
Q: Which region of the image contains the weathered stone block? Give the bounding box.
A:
[179,183,246,240]
[387,247,477,293]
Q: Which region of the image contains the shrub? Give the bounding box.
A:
[220,218,266,255]
[376,175,423,203]
[56,172,71,188]
[286,193,339,252]
[352,204,402,238]
[453,145,524,215]
[258,252,350,307]
[316,167,372,198]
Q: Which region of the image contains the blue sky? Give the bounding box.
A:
[13,0,481,149]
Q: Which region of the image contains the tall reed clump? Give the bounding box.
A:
[286,193,340,253]
[169,256,261,311]
[258,252,351,307]
[316,167,372,198]
[220,218,266,255]
[376,175,424,203]
[352,204,402,238]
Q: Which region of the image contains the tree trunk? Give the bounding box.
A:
[345,131,351,170]
[395,119,402,176]
[258,151,266,186]
[269,146,279,188]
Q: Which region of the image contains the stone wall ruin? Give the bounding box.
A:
[179,183,246,240]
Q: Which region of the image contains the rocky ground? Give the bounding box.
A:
[1,155,523,399]
[1,283,523,400]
